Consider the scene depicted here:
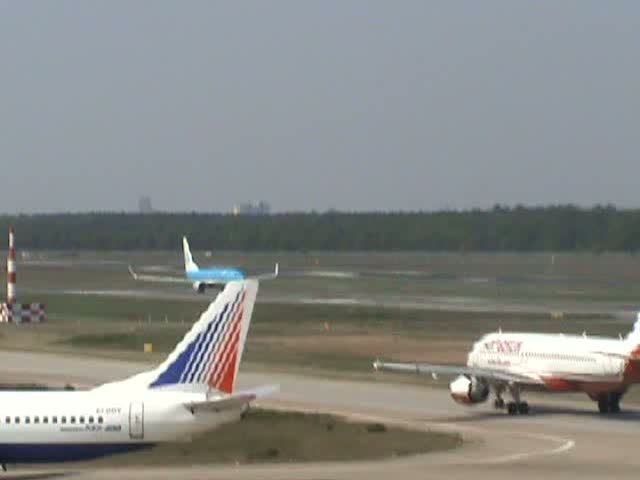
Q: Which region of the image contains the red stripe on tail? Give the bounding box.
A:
[206,292,246,393]
[207,306,244,390]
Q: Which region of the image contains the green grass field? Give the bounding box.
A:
[15,250,640,303]
[0,289,624,382]
[1,251,639,385]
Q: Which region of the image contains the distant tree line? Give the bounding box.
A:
[0,205,639,252]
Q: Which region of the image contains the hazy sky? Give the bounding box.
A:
[1,1,638,213]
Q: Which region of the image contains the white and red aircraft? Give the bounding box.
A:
[0,279,275,468]
[373,315,640,415]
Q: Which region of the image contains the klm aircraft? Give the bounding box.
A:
[129,237,278,294]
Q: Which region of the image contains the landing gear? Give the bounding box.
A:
[506,401,529,415]
[1,463,6,472]
[597,392,623,414]
[517,401,530,415]
[493,385,506,410]
[504,385,530,415]
[597,395,609,414]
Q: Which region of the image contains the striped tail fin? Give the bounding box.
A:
[147,279,258,393]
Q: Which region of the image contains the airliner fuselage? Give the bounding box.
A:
[0,390,241,463]
[466,332,634,393]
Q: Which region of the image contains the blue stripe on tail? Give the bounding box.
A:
[149,289,244,388]
[180,304,229,382]
[149,336,200,387]
[188,291,244,383]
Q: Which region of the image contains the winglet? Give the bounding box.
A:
[128,265,139,280]
[253,263,279,281]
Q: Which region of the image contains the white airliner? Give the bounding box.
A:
[0,279,274,468]
[374,315,640,415]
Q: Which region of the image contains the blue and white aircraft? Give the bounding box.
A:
[0,280,275,468]
[129,237,278,294]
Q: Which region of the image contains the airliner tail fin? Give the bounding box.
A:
[96,280,258,394]
[624,312,640,359]
[183,236,199,272]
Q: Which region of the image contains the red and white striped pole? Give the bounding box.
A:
[7,227,16,304]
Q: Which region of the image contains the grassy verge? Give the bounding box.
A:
[48,296,622,376]
[90,408,461,466]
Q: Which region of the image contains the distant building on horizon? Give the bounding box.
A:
[232,201,271,216]
[139,196,154,214]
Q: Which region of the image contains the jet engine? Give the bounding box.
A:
[449,375,489,405]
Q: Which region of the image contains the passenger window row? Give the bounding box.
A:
[4,415,104,425]
[483,351,594,362]
[523,352,594,362]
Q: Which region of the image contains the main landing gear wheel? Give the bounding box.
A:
[493,398,505,410]
[507,401,529,415]
[598,393,622,414]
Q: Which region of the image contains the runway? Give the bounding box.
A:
[0,351,638,479]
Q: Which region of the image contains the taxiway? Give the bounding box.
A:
[0,350,637,479]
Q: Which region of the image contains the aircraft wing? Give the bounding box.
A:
[373,360,541,385]
[186,385,279,414]
[128,266,192,284]
[129,264,279,285]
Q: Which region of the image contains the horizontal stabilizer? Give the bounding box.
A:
[185,385,279,413]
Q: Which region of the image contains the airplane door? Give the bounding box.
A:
[129,402,144,440]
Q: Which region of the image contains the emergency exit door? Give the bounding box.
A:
[129,402,144,440]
